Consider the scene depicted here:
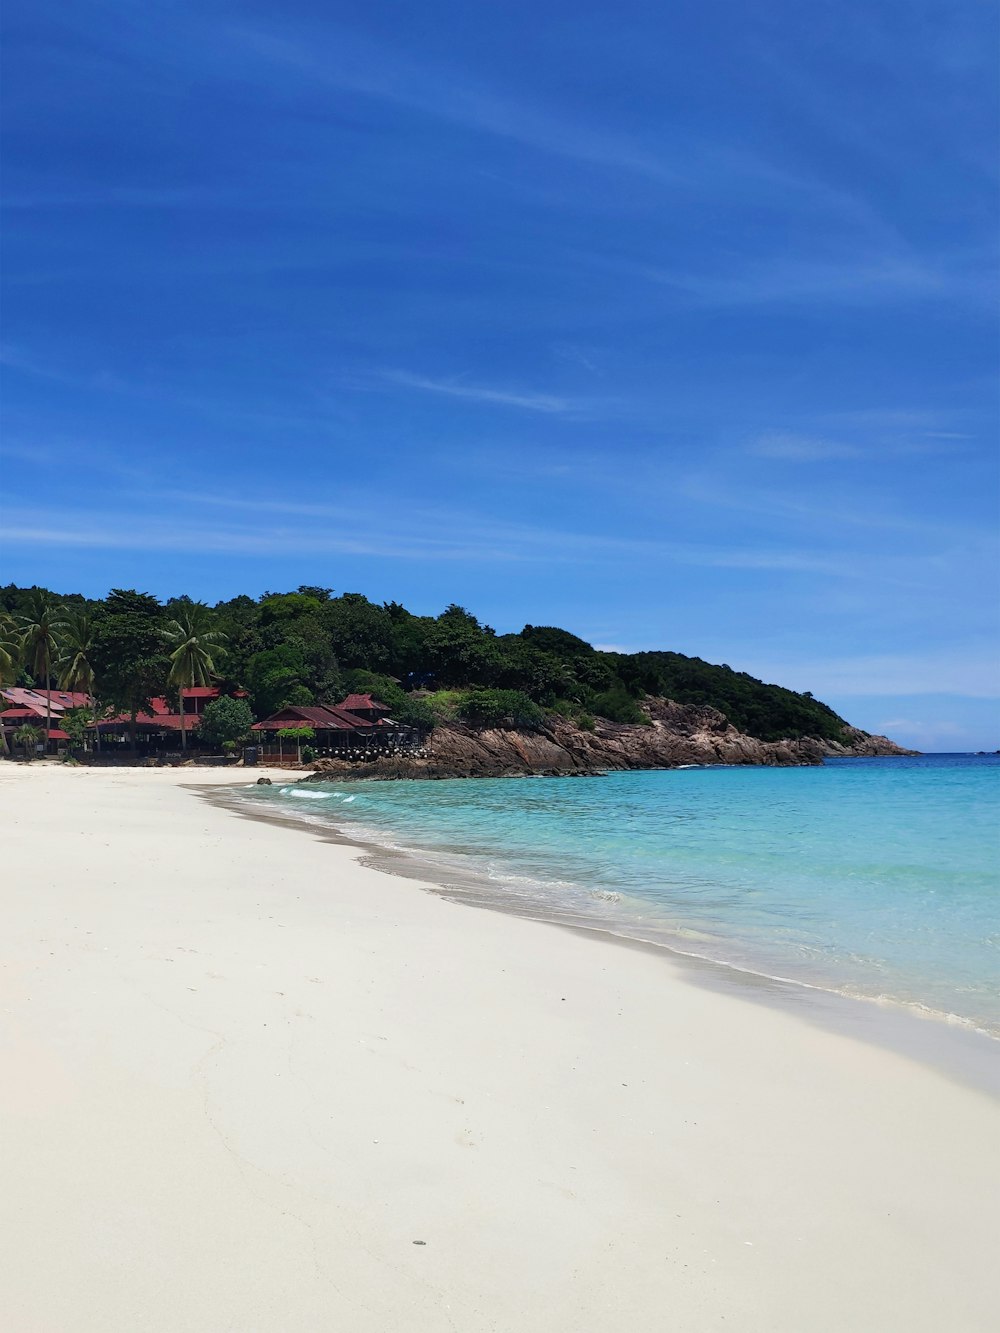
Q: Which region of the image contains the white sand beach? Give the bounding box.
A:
[2,764,998,1332]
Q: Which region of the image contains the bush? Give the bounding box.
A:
[200,696,255,747]
[578,712,596,731]
[300,744,316,763]
[457,689,544,730]
[421,690,466,722]
[591,687,648,726]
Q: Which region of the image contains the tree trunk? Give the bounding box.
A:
[129,705,138,755]
[45,648,52,757]
[179,691,187,751]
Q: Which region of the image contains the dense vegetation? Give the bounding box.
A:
[0,583,850,744]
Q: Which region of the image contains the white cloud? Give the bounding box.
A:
[748,432,860,462]
[380,370,576,415]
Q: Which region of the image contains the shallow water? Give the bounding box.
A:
[237,755,1000,1035]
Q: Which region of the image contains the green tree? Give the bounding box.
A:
[246,643,312,716]
[13,722,42,761]
[457,689,544,730]
[199,696,254,749]
[164,602,227,751]
[60,706,93,751]
[90,590,168,751]
[323,593,393,671]
[17,591,63,746]
[56,608,100,751]
[0,612,23,755]
[424,605,500,687]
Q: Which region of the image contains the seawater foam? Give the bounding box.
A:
[245,757,1000,1036]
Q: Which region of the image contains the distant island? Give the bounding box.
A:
[1,583,912,772]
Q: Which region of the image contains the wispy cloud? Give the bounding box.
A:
[226,23,678,184]
[3,493,946,588]
[2,186,230,211]
[734,650,1000,700]
[380,370,578,415]
[637,250,992,309]
[748,432,861,462]
[222,18,903,248]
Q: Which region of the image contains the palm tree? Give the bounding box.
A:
[16,592,63,754]
[0,612,23,756]
[13,722,42,762]
[163,604,227,750]
[56,608,99,752]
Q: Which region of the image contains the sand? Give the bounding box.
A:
[1,763,998,1332]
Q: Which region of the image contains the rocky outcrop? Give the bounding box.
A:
[821,726,918,758]
[300,699,914,781]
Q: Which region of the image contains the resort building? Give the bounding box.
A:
[251,695,410,764]
[1,685,248,755]
[2,684,412,763]
[94,687,251,752]
[0,687,92,752]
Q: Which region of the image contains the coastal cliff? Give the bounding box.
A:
[302,698,913,780]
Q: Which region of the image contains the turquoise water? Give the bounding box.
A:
[238,756,1000,1035]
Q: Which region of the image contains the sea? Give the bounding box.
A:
[234,754,1000,1039]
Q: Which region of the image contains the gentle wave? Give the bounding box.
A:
[238,757,1000,1036]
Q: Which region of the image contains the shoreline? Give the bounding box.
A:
[4,764,999,1331]
[206,776,1000,1100]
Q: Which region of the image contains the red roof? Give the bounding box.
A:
[338,693,391,714]
[1,687,92,716]
[96,712,202,731]
[252,704,375,732]
[0,712,71,739]
[143,689,221,716]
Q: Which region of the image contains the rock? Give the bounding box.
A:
[297,699,916,783]
[256,776,273,785]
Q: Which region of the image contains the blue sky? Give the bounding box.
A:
[2,0,997,749]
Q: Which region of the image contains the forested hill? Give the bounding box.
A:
[1,583,858,745]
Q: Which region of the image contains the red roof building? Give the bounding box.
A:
[250,701,411,760]
[1,687,93,718]
[1,688,93,749]
[337,693,393,722]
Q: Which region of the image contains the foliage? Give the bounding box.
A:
[420,689,467,722]
[61,707,94,749]
[276,726,315,741]
[199,696,254,747]
[90,590,169,745]
[300,745,317,763]
[13,723,42,760]
[17,592,60,685]
[458,689,544,730]
[342,670,435,732]
[4,583,855,746]
[17,592,62,737]
[164,602,227,749]
[612,651,847,743]
[0,612,22,687]
[56,608,96,695]
[590,686,649,726]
